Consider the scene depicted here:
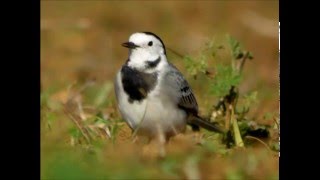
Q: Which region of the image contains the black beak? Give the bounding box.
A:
[122,42,140,49]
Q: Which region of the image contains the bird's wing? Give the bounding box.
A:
[163,63,198,115]
[163,63,225,134]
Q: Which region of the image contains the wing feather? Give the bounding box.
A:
[163,63,198,115]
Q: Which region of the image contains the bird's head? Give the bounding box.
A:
[122,32,167,72]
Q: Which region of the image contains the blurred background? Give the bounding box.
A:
[41,1,278,179]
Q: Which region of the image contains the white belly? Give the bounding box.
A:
[114,71,187,138]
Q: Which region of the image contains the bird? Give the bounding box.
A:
[114,32,225,142]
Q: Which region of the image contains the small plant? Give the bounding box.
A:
[181,35,275,149]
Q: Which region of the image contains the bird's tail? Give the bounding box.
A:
[188,115,226,134]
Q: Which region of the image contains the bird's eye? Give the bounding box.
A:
[148,41,153,46]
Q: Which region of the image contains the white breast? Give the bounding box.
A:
[114,70,187,139]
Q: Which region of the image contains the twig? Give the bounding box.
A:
[63,105,92,144]
[245,135,277,156]
[167,47,184,59]
[66,79,95,103]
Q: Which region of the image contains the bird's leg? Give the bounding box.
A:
[185,115,202,145]
[192,130,204,145]
[131,135,139,143]
[156,124,166,158]
[141,123,167,159]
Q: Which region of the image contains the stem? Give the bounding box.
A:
[231,105,244,147]
[237,51,250,74]
[225,106,230,130]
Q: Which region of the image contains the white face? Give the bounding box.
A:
[124,32,167,72]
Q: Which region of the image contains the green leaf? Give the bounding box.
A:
[227,35,254,61]
[69,127,81,138]
[93,112,108,125]
[183,55,208,77]
[227,35,242,60]
[243,91,258,109]
[210,64,242,97]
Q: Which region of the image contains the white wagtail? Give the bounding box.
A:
[114,32,225,141]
